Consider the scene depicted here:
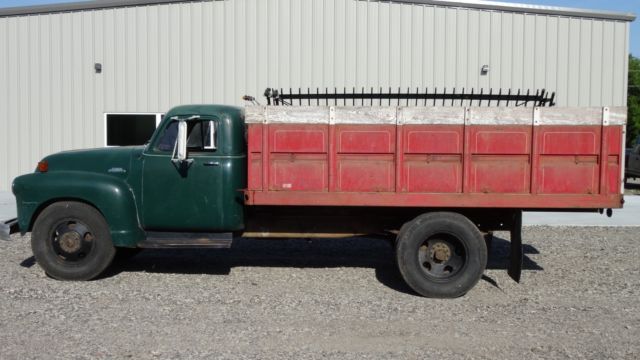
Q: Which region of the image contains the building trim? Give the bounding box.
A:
[0,0,635,21]
[393,0,635,21]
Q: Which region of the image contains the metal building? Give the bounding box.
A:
[0,0,635,191]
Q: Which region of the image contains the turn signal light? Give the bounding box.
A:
[37,161,48,173]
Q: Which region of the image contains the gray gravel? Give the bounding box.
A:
[1,227,639,359]
[626,178,640,195]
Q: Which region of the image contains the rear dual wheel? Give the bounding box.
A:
[32,201,116,281]
[396,212,487,298]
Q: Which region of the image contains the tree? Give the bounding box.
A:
[628,54,640,147]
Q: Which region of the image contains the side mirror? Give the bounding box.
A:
[172,120,192,166]
[176,120,188,161]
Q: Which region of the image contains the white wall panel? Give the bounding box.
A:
[0,0,632,190]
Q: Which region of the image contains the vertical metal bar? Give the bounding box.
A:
[497,88,502,106]
[344,87,347,106]
[395,87,399,107]
[479,88,483,107]
[462,107,471,194]
[599,107,610,195]
[262,112,270,192]
[537,89,543,107]
[404,87,408,106]
[531,106,541,195]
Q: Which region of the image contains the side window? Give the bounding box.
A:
[187,120,217,152]
[155,120,217,153]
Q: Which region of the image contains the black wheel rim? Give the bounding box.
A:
[50,220,95,263]
[418,233,467,280]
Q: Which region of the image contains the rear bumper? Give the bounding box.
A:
[0,218,19,241]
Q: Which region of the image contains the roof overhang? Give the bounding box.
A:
[0,0,635,22]
[393,0,636,21]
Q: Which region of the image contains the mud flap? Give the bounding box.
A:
[508,210,523,283]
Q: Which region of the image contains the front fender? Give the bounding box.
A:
[12,171,144,247]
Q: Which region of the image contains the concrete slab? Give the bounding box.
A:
[524,195,640,227]
[0,191,16,221]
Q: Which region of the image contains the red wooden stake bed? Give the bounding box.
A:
[244,106,626,211]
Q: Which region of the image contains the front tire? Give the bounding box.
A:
[396,212,487,298]
[31,201,116,281]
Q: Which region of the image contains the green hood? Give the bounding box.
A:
[42,146,145,177]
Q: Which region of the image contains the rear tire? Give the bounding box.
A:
[396,212,487,298]
[31,201,116,281]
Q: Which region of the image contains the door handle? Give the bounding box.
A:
[203,161,220,167]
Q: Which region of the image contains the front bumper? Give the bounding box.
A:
[0,218,19,241]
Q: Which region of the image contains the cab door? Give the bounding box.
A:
[141,118,225,231]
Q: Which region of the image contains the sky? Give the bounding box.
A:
[0,0,638,55]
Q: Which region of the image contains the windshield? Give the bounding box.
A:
[157,121,179,152]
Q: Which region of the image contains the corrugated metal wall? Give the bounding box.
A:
[0,0,631,191]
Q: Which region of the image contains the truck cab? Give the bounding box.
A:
[11,105,246,280]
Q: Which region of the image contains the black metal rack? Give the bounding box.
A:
[263,87,556,107]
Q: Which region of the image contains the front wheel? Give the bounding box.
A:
[31,201,116,281]
[396,212,487,298]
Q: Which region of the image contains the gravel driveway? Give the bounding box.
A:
[1,227,639,359]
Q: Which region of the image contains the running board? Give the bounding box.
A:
[139,232,233,249]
